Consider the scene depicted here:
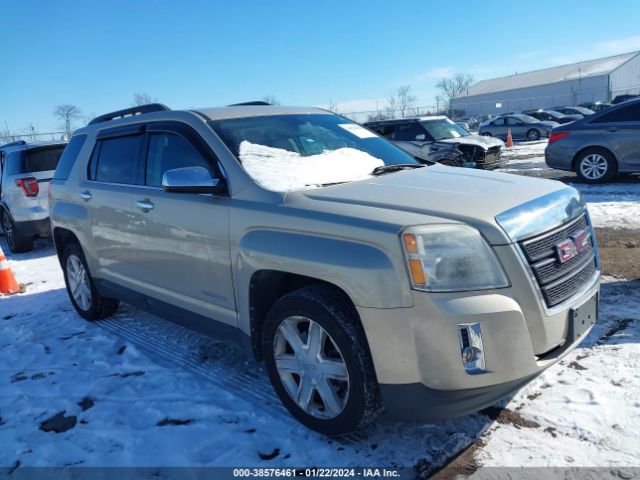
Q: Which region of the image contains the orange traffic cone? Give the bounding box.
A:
[0,246,22,295]
[506,128,513,148]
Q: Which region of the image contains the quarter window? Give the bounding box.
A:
[145,132,214,187]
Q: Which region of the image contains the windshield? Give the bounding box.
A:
[420,118,470,140]
[514,114,538,123]
[546,110,564,117]
[209,114,419,192]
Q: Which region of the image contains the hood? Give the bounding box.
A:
[293,165,574,245]
[435,134,504,149]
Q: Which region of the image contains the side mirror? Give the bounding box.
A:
[415,134,426,141]
[162,166,226,194]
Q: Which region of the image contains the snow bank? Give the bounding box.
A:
[239,141,383,192]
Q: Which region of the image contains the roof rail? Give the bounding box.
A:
[88,103,171,126]
[227,101,272,106]
[0,140,27,148]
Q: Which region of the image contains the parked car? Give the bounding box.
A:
[612,94,639,104]
[0,139,67,252]
[364,116,506,170]
[579,101,612,112]
[523,109,582,124]
[553,106,595,116]
[455,120,470,131]
[545,97,640,183]
[50,103,600,435]
[479,114,558,141]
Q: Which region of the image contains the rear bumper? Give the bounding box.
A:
[15,218,51,237]
[544,144,575,171]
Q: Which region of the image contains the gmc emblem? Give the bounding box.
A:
[555,229,591,264]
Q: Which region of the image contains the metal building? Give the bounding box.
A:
[451,51,640,116]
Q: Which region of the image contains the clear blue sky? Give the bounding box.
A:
[2,0,640,133]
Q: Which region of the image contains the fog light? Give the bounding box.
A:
[458,323,486,374]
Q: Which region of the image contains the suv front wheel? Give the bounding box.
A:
[1,210,34,253]
[262,285,383,435]
[62,243,119,320]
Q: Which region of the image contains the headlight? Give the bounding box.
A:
[401,224,509,292]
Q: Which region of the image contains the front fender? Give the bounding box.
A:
[234,228,413,316]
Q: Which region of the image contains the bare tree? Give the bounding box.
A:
[396,85,417,118]
[262,94,280,105]
[386,91,399,118]
[326,100,339,113]
[436,73,475,115]
[132,92,157,106]
[53,104,82,135]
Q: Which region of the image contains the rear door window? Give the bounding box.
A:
[89,134,142,184]
[592,103,640,123]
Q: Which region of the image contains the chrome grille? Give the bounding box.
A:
[518,214,597,308]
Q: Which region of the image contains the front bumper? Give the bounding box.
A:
[357,257,599,421]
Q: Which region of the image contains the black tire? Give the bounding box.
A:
[62,243,119,321]
[1,210,34,253]
[262,284,383,435]
[526,129,540,141]
[575,148,617,184]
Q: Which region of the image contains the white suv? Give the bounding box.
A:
[0,140,66,252]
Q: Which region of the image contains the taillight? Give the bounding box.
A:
[549,132,570,143]
[15,177,39,197]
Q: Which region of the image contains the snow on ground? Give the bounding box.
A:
[1,236,639,472]
[476,276,640,467]
[499,141,640,229]
[0,238,489,472]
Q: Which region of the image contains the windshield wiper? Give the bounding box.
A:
[371,164,425,176]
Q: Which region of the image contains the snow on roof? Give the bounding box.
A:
[456,52,639,98]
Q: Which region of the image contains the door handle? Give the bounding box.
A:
[606,127,618,132]
[79,191,92,201]
[136,199,154,212]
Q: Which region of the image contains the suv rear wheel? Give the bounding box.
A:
[575,148,616,184]
[62,243,119,320]
[1,210,34,253]
[262,285,382,435]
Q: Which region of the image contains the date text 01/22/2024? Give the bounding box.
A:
[232,468,401,477]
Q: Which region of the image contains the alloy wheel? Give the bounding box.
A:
[66,254,92,310]
[580,154,608,180]
[273,316,349,419]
